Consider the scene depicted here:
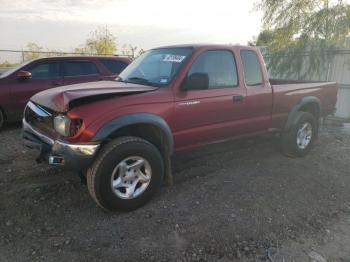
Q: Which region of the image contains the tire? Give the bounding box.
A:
[87,136,164,212]
[0,109,4,130]
[281,112,318,157]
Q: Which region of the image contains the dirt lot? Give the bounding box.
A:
[1,121,350,262]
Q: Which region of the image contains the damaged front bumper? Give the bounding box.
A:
[22,119,100,171]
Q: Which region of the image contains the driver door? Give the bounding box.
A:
[172,50,247,150]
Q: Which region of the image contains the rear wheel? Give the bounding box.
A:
[281,112,318,157]
[87,136,164,212]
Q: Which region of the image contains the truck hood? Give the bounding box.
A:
[31,80,158,113]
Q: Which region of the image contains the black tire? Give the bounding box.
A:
[281,112,318,157]
[0,109,4,130]
[87,136,164,212]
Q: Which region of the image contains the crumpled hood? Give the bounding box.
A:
[31,80,158,112]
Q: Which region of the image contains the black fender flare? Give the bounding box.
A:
[284,96,321,131]
[92,113,174,154]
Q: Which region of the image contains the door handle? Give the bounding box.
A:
[233,95,244,102]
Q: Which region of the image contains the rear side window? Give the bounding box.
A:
[100,59,128,74]
[30,62,60,80]
[240,50,263,86]
[187,50,238,89]
[64,61,99,77]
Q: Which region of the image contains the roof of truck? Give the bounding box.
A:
[153,43,257,50]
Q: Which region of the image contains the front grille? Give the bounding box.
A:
[24,102,56,137]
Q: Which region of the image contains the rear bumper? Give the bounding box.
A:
[22,119,100,171]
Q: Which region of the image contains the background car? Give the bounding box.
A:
[0,56,131,129]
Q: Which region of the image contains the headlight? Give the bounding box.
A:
[54,115,83,137]
[54,115,71,136]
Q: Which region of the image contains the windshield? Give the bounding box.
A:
[117,47,193,86]
[0,60,32,79]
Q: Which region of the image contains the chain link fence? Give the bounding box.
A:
[0,48,138,67]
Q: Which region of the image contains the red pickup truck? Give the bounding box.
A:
[22,44,337,211]
[0,56,130,129]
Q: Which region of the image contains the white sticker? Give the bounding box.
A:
[163,54,186,63]
[160,78,168,83]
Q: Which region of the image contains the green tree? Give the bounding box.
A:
[138,48,145,57]
[23,43,67,61]
[24,42,43,61]
[121,44,145,59]
[75,26,117,55]
[45,49,66,57]
[255,0,350,79]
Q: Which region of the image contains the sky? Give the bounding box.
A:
[0,0,263,62]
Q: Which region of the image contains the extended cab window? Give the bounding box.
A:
[30,62,60,80]
[100,59,128,74]
[187,50,238,89]
[64,61,99,77]
[240,50,263,86]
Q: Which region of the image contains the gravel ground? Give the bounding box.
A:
[0,121,350,262]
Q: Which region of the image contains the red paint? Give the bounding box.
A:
[27,45,338,152]
[0,56,131,121]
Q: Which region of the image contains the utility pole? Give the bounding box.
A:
[324,0,330,39]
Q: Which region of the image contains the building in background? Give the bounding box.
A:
[262,37,350,121]
[330,38,350,120]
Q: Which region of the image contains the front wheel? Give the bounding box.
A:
[281,112,318,157]
[87,136,164,212]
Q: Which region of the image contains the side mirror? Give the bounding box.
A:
[17,70,32,81]
[181,73,209,91]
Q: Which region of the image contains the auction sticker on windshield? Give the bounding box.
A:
[163,54,186,63]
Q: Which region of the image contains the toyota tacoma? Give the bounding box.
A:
[22,44,338,211]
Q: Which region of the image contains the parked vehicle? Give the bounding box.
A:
[22,44,337,211]
[0,56,131,129]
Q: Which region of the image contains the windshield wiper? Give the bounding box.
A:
[126,77,154,86]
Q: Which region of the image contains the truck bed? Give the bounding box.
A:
[270,79,338,129]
